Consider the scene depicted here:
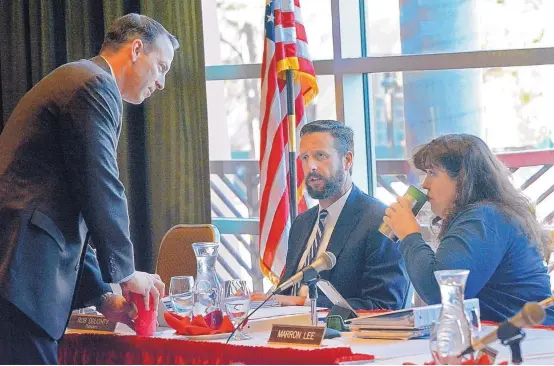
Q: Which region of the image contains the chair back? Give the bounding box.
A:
[156,224,220,287]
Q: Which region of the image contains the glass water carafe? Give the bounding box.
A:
[429,269,472,364]
[192,242,222,316]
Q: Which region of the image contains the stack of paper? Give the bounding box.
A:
[347,298,480,340]
[251,297,280,309]
[353,327,431,340]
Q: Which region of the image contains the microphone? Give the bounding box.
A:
[460,302,546,357]
[275,252,337,293]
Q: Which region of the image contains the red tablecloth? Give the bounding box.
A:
[58,333,374,365]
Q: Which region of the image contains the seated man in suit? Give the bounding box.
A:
[277,120,409,310]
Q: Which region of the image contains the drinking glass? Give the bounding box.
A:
[223,279,252,340]
[169,276,194,317]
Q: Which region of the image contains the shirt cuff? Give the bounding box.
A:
[116,271,135,284]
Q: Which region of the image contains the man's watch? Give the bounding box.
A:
[88,292,113,310]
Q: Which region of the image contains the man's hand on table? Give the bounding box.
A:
[96,294,138,329]
[251,292,306,306]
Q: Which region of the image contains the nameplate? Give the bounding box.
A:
[67,314,116,332]
[268,324,325,347]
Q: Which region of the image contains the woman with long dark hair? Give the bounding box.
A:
[384,134,553,323]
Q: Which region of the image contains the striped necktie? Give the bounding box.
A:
[292,209,328,295]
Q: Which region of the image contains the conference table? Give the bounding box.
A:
[58,321,554,364]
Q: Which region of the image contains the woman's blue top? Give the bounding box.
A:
[400,203,554,324]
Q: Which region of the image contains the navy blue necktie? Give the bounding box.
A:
[292,209,328,295]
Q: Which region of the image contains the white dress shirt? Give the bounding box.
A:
[296,185,353,297]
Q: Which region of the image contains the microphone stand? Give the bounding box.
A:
[499,295,554,364]
[498,322,525,365]
[461,318,526,364]
[301,267,320,327]
[461,295,554,363]
[309,282,318,326]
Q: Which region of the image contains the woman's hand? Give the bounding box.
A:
[383,196,421,241]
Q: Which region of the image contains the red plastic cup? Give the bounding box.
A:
[130,293,157,336]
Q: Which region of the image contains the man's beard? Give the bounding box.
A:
[305,168,345,200]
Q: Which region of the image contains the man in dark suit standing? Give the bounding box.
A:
[278,120,409,310]
[0,14,179,363]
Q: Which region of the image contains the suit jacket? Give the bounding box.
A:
[0,56,134,339]
[279,185,409,310]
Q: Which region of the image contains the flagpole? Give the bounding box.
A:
[286,69,298,220]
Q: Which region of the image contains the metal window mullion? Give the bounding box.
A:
[331,0,345,122]
[357,0,376,196]
[205,47,554,81]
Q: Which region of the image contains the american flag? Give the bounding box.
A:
[259,0,318,285]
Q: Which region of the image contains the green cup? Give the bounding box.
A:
[326,315,350,332]
[379,185,428,242]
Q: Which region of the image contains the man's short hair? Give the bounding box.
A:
[300,119,354,157]
[100,13,180,52]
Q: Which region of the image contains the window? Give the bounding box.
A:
[203,0,333,66]
[203,0,554,290]
[368,66,554,224]
[363,0,554,57]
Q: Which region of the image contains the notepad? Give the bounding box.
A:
[251,298,281,309]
